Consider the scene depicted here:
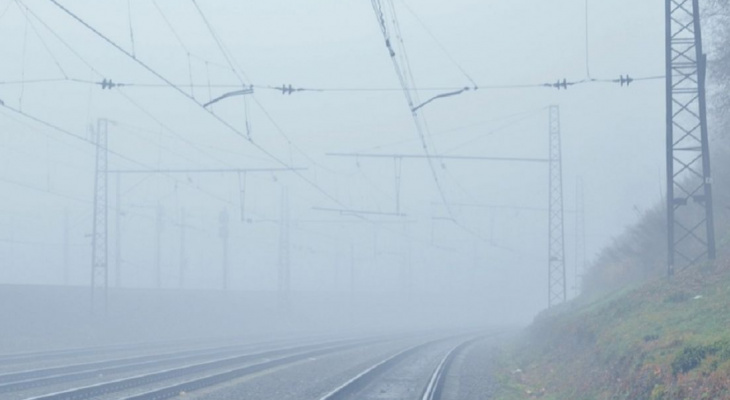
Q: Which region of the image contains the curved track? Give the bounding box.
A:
[20,337,384,400]
[318,336,465,400]
[419,337,480,400]
[317,334,484,400]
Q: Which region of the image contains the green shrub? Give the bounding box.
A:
[672,345,708,374]
[672,339,730,375]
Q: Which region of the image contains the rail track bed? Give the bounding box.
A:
[0,331,501,399]
[0,335,382,400]
[191,333,493,400]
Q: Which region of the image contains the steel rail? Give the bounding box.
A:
[24,338,382,400]
[318,338,447,400]
[0,341,192,367]
[119,340,380,400]
[420,337,480,400]
[0,338,315,394]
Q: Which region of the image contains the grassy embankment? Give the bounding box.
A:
[493,257,730,400]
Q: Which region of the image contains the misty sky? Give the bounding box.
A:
[0,0,685,320]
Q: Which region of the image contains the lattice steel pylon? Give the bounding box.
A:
[665,0,716,276]
[91,119,109,316]
[548,105,566,308]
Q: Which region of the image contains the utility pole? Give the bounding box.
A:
[278,188,290,309]
[155,203,164,289]
[114,174,121,287]
[90,118,109,316]
[665,0,716,276]
[219,207,229,290]
[548,105,566,308]
[574,177,585,296]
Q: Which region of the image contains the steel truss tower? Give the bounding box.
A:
[548,105,566,308]
[91,119,109,316]
[665,0,716,276]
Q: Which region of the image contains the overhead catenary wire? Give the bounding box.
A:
[114,87,240,169]
[19,0,659,260]
[350,106,546,154]
[17,2,103,76]
[14,0,68,79]
[127,0,136,58]
[47,0,353,214]
[0,102,248,210]
[370,0,449,199]
[184,0,343,176]
[17,1,279,178]
[8,1,661,94]
[0,75,667,91]
[151,0,198,98]
[0,174,90,204]
[190,0,250,85]
[0,0,13,21]
[109,120,210,170]
[0,105,95,161]
[442,107,547,154]
[2,2,507,259]
[370,0,505,246]
[398,0,479,89]
[12,2,273,211]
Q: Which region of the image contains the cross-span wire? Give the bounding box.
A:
[190,0,250,84]
[14,0,68,79]
[0,75,666,92]
[0,100,244,210]
[398,0,478,90]
[186,0,341,176]
[48,0,351,213]
[19,1,264,177]
[371,0,501,246]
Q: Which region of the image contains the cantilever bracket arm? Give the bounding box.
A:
[203,86,255,107]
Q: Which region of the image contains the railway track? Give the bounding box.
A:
[0,334,335,370]
[0,338,317,394]
[2,331,487,399]
[0,344,158,368]
[318,335,480,400]
[420,337,479,400]
[21,337,386,400]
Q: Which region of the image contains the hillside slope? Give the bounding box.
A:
[495,259,730,400]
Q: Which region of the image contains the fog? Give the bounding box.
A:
[0,0,671,349]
